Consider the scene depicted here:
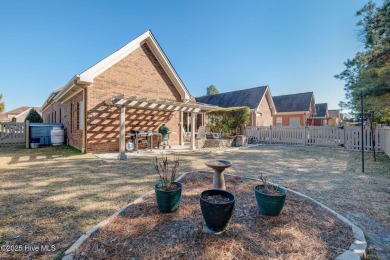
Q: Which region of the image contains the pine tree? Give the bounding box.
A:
[25,109,43,123]
[336,0,390,123]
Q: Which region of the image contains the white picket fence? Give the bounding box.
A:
[0,122,26,145]
[244,126,385,151]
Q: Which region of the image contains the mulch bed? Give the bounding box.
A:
[74,172,353,259]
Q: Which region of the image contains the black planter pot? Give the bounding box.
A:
[200,189,235,232]
[254,185,287,216]
[155,182,182,213]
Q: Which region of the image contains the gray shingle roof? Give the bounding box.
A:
[273,92,313,113]
[314,103,328,117]
[195,86,268,109]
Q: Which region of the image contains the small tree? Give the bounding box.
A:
[0,93,4,112]
[25,108,43,123]
[207,85,219,96]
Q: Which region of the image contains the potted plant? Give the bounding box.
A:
[254,173,287,216]
[154,153,182,213]
[200,189,235,232]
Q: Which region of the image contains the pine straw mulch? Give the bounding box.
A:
[74,172,353,260]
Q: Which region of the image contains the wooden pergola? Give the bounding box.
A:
[105,95,218,159]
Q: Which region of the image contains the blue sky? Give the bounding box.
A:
[0,0,382,111]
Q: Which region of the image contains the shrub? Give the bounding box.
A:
[25,109,43,123]
[206,107,250,136]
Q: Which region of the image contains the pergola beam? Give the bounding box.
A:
[105,95,217,112]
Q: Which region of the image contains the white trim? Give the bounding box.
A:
[41,93,56,112]
[42,30,191,110]
[53,76,79,102]
[106,95,218,112]
[60,88,83,104]
[78,30,190,100]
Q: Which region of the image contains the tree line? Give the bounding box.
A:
[336,0,390,124]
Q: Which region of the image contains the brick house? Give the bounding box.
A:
[195,86,276,126]
[307,103,329,126]
[328,109,342,126]
[41,30,215,158]
[0,106,42,122]
[272,92,316,126]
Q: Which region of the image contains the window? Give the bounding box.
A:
[70,103,73,133]
[289,117,300,126]
[54,111,57,123]
[76,103,80,130]
[276,117,282,126]
[59,108,61,123]
[78,102,84,130]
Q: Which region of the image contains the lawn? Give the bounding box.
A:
[0,146,157,259]
[0,145,389,259]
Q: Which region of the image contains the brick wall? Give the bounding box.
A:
[273,113,306,126]
[41,92,83,149]
[255,97,273,126]
[86,43,182,153]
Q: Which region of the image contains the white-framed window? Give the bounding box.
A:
[276,117,282,126]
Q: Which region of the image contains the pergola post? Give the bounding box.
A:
[191,112,196,150]
[118,105,127,160]
[180,111,184,146]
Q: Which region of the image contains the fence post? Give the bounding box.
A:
[25,120,30,149]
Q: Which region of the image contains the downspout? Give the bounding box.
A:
[82,86,87,153]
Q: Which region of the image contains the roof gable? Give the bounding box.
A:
[328,110,340,118]
[195,86,268,109]
[273,92,314,113]
[43,30,190,111]
[77,30,190,100]
[2,106,31,115]
[314,103,328,117]
[0,106,33,122]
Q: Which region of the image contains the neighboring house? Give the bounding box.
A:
[0,106,42,122]
[41,30,215,155]
[195,86,276,126]
[307,103,329,126]
[328,109,342,126]
[272,92,316,126]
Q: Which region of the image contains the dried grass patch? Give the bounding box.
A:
[75,172,353,259]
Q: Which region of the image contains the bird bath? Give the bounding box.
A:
[204,160,232,190]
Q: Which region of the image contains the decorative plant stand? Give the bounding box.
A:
[204,160,232,190]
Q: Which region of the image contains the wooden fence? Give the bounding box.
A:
[244,126,385,151]
[0,122,27,145]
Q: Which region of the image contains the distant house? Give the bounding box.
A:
[0,107,42,122]
[196,86,276,126]
[328,109,342,126]
[272,92,315,126]
[308,103,329,126]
